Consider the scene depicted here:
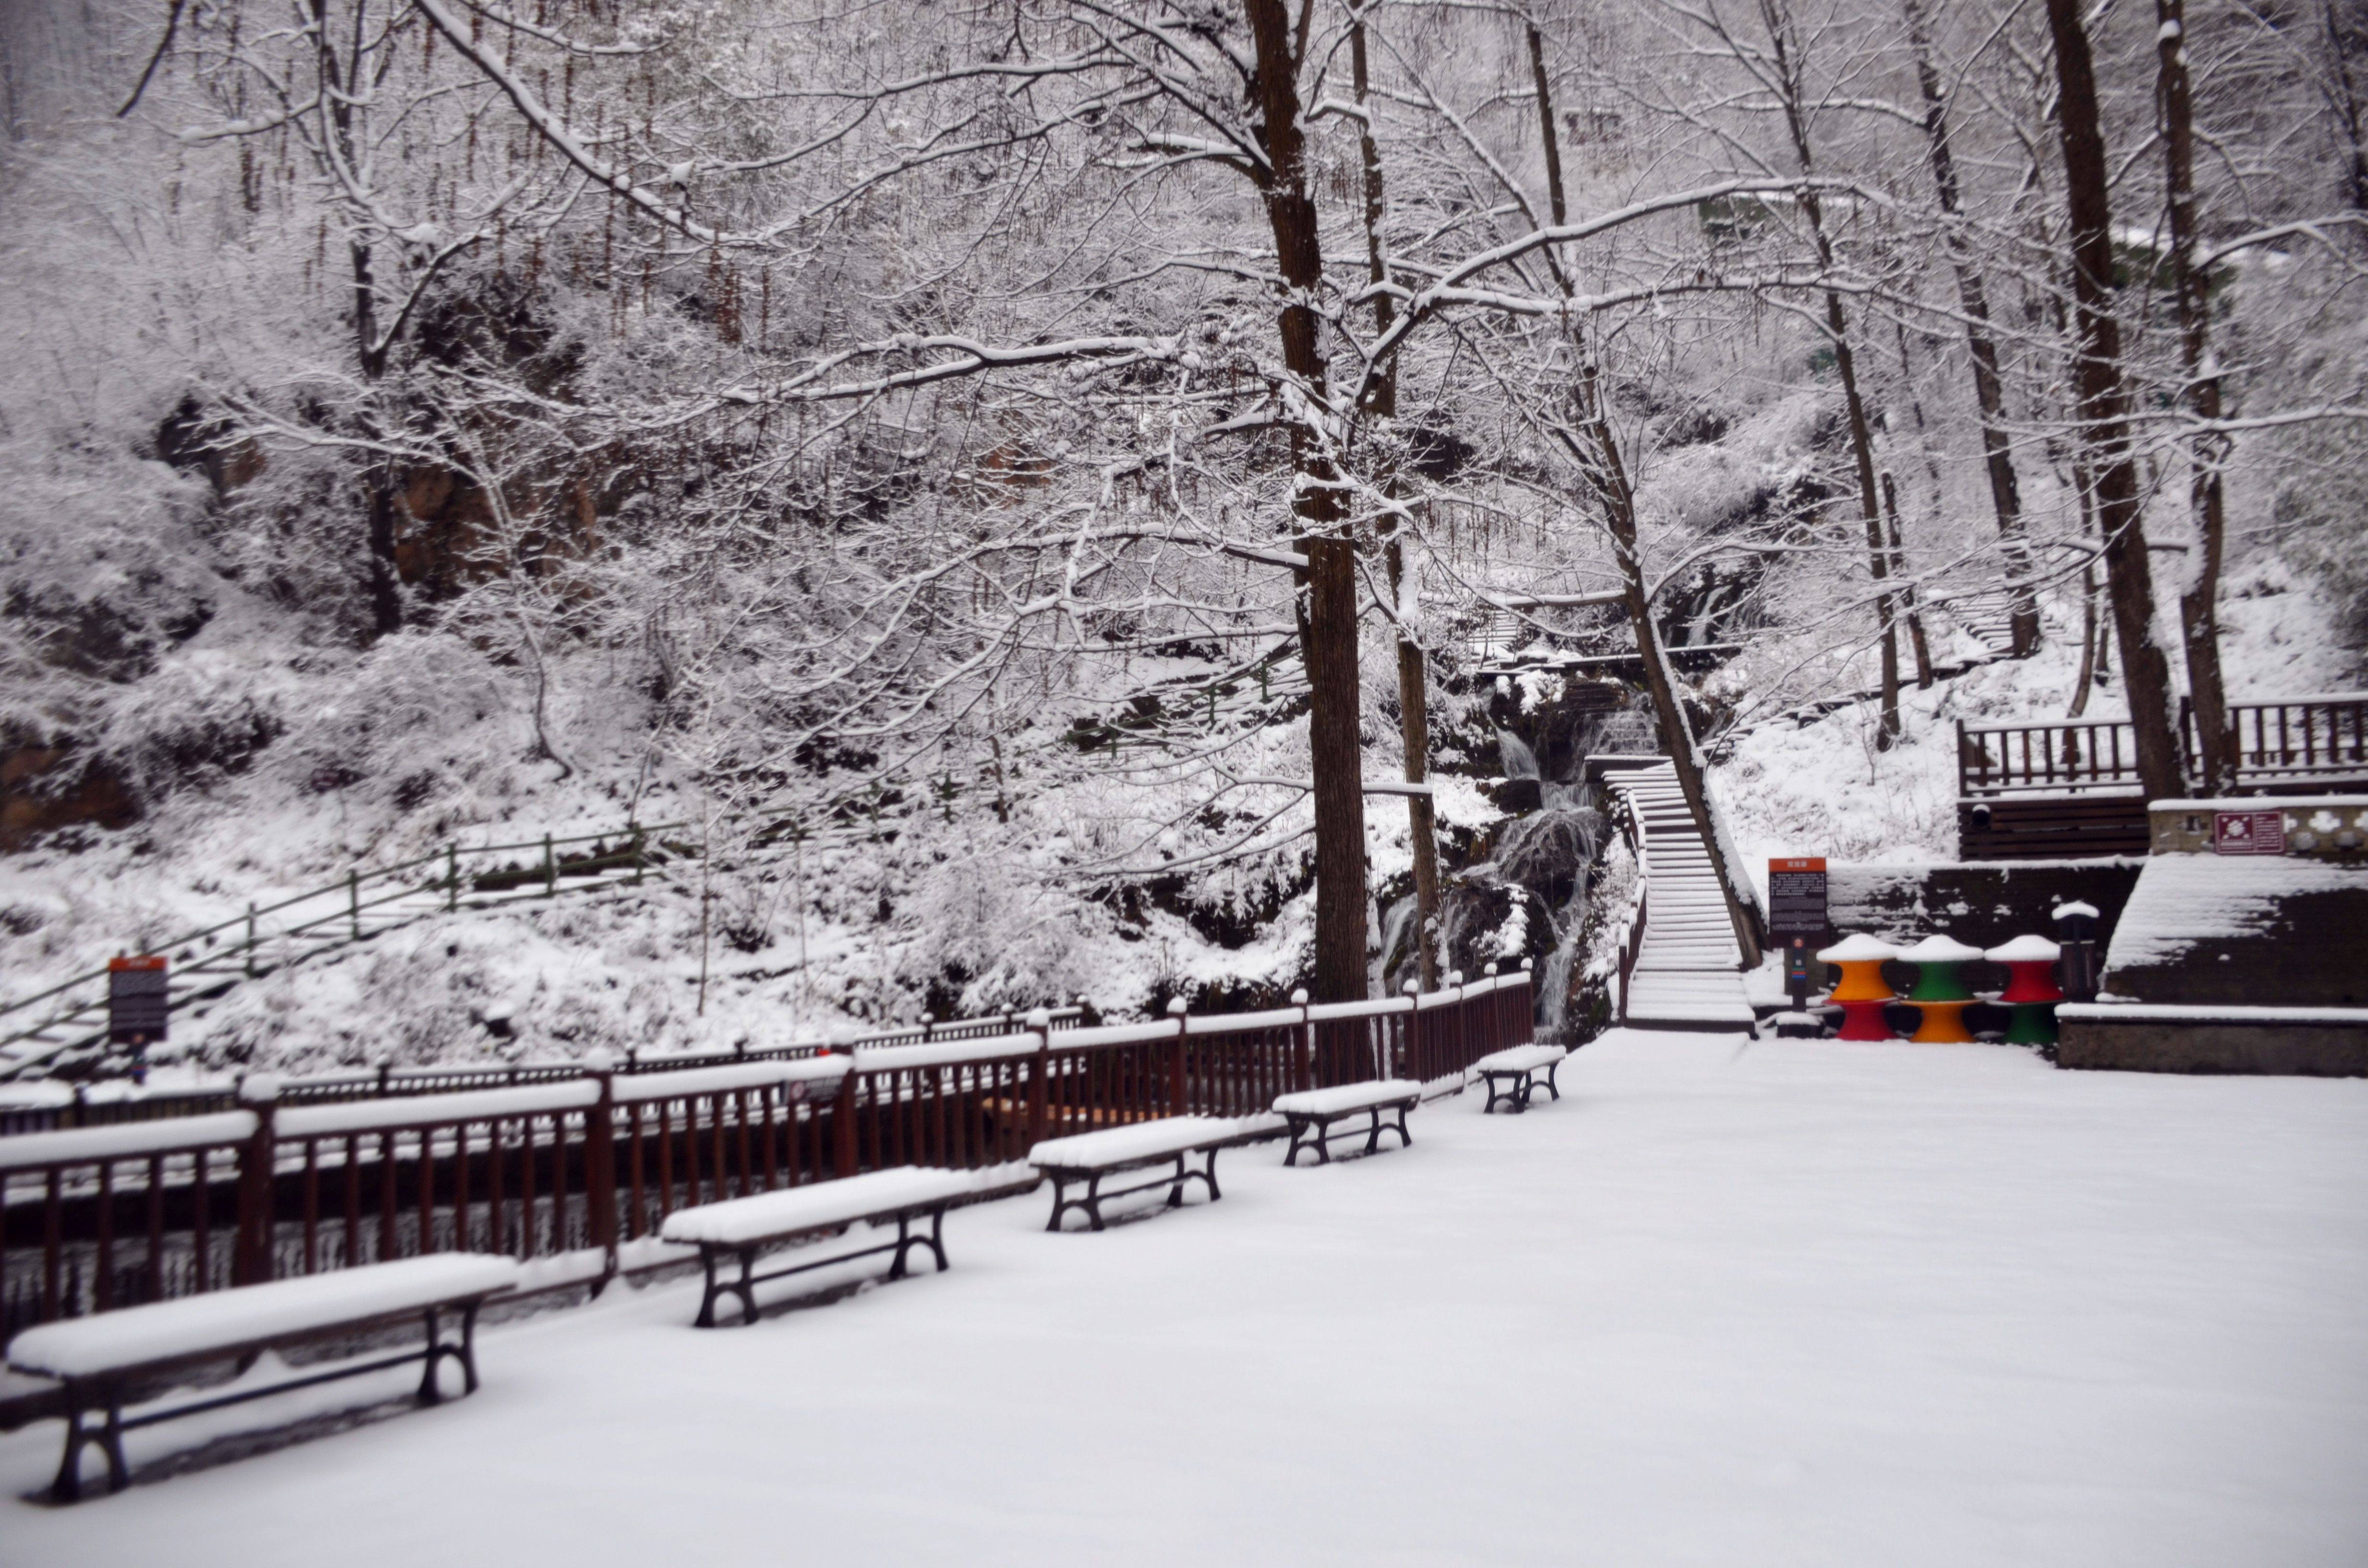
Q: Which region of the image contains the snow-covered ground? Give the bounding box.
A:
[5,1032,2362,1567]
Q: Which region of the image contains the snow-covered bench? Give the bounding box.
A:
[658,1165,1039,1327]
[4,1253,519,1502]
[1470,1044,1568,1114]
[1270,1080,1421,1166]
[1028,1115,1276,1232]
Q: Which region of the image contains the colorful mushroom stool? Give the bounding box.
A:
[1986,933,2064,1045]
[1816,932,1899,1041]
[1899,934,1985,1042]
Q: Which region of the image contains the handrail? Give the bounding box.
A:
[1956,692,2368,799]
[0,821,688,1073]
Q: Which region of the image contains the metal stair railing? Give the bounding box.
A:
[0,822,684,1079]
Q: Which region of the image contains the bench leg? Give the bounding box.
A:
[1086,1174,1107,1232]
[1164,1153,1187,1209]
[890,1209,949,1278]
[1200,1148,1222,1202]
[1542,1062,1562,1102]
[693,1247,761,1328]
[1482,1074,1513,1115]
[418,1301,485,1402]
[51,1383,129,1503]
[418,1306,444,1405]
[1389,1105,1413,1148]
[1284,1118,1316,1167]
[1045,1174,1073,1233]
[1364,1108,1384,1155]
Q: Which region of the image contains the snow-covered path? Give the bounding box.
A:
[1608,763,1756,1029]
[5,1033,2365,1568]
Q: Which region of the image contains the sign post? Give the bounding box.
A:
[1766,858,1830,1011]
[107,954,169,1083]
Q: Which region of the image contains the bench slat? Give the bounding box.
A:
[5,1255,520,1379]
[1029,1115,1277,1171]
[1271,1079,1421,1118]
[1472,1045,1566,1074]
[658,1164,1034,1248]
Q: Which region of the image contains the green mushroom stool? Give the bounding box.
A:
[1899,934,1984,1043]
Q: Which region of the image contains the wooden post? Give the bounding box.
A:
[832,1059,858,1178]
[233,1076,280,1287]
[543,833,555,898]
[447,844,460,912]
[583,1047,618,1288]
[1291,988,1313,1093]
[347,870,360,940]
[1168,997,1189,1116]
[244,903,258,979]
[1401,980,1421,1083]
[1026,1008,1052,1149]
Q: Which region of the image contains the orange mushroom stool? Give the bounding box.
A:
[1817,933,1900,1041]
[1986,933,2064,1045]
[1899,934,1984,1042]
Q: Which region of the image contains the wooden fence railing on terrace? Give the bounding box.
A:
[1956,692,2368,797]
[0,1008,1086,1137]
[0,972,1532,1339]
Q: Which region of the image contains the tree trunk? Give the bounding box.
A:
[2045,0,2185,801]
[1535,20,1758,965]
[1353,5,1439,990]
[2158,0,2235,792]
[1243,0,1368,1003]
[1881,472,1936,687]
[1901,0,2039,656]
[1761,1,1899,745]
[1574,368,1763,968]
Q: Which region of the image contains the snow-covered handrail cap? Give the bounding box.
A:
[582,1047,616,1072]
[238,1073,283,1105]
[1027,1007,1056,1028]
[1986,934,2062,963]
[2053,901,2100,920]
[1900,934,1985,964]
[1163,998,1187,1017]
[1289,989,1309,1007]
[1815,933,1897,963]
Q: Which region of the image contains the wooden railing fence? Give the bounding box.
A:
[1957,693,2368,797]
[1,974,1532,1339]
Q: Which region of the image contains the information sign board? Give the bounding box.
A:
[1766,857,1829,938]
[107,955,169,1045]
[2213,810,2285,856]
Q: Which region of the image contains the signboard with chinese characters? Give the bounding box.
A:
[1766,857,1829,938]
[2213,809,2285,856]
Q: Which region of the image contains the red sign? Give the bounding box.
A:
[2214,810,2285,855]
[1769,857,1827,872]
[107,954,170,1045]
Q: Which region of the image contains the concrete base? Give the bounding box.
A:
[2058,1014,2368,1077]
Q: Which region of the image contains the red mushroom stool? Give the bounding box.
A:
[1817,933,1900,1041]
[1986,934,2064,1045]
[1899,934,1984,1042]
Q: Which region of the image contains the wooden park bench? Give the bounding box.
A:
[1470,1044,1568,1114]
[3,1253,519,1502]
[1028,1115,1280,1232]
[659,1164,1040,1327]
[1270,1080,1421,1166]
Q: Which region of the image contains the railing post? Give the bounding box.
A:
[1291,988,1312,1093]
[447,844,460,912]
[584,1047,618,1288]
[1168,997,1189,1116]
[1519,957,1535,1045]
[347,870,360,940]
[233,1075,280,1287]
[376,1058,392,1098]
[1026,1008,1052,1149]
[833,1054,859,1178]
[543,833,555,898]
[245,902,258,979]
[1401,980,1421,1083]
[1483,962,1500,1055]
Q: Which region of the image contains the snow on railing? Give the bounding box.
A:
[0,977,1531,1338]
